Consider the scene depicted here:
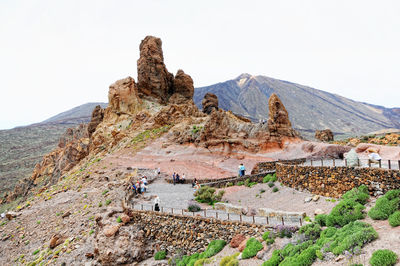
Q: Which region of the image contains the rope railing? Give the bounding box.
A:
[302,158,400,170]
[130,202,303,227]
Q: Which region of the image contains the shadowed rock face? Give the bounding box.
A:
[137,36,194,104]
[108,77,142,116]
[315,129,334,142]
[202,93,219,114]
[137,36,174,103]
[88,105,104,137]
[267,93,297,137]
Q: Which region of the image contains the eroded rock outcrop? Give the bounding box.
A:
[169,69,194,104]
[88,105,104,137]
[202,93,219,114]
[315,129,334,142]
[267,93,297,137]
[137,36,174,103]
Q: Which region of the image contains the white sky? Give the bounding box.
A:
[1,0,399,129]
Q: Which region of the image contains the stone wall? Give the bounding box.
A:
[129,210,269,254]
[201,172,274,188]
[251,158,306,174]
[276,163,400,198]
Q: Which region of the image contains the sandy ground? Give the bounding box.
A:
[221,183,337,218]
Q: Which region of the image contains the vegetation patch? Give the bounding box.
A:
[154,250,167,260]
[369,249,398,266]
[194,186,225,205]
[242,238,263,259]
[220,253,239,266]
[175,240,226,266]
[368,189,400,220]
[388,211,400,227]
[188,203,201,212]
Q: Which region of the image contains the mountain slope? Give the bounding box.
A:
[194,74,399,137]
[0,102,107,195]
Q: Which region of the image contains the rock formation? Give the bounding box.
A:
[267,93,297,137]
[88,105,104,137]
[106,77,142,117]
[315,129,334,142]
[137,36,174,103]
[136,36,194,104]
[202,93,219,114]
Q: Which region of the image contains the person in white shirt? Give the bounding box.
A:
[368,150,381,164]
[154,196,160,211]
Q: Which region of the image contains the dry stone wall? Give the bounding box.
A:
[251,159,306,174]
[129,210,268,254]
[276,163,400,198]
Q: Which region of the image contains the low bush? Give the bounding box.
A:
[268,182,274,188]
[298,223,322,240]
[263,175,272,183]
[388,211,400,227]
[194,186,225,205]
[242,238,263,259]
[314,214,328,226]
[272,187,279,193]
[237,181,244,186]
[188,203,201,212]
[368,190,400,220]
[154,250,166,260]
[316,221,377,255]
[326,199,365,227]
[274,225,297,238]
[369,249,398,266]
[271,174,277,182]
[226,182,233,187]
[220,253,239,266]
[341,184,370,205]
[176,240,226,265]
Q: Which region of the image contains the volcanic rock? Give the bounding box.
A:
[267,93,297,137]
[202,93,219,114]
[107,77,142,116]
[49,234,65,249]
[315,129,334,142]
[169,70,194,104]
[88,105,104,137]
[137,36,174,103]
[230,234,246,248]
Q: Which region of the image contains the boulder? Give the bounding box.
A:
[49,234,65,249]
[103,225,120,237]
[238,237,249,252]
[230,234,246,248]
[315,129,334,142]
[202,93,219,114]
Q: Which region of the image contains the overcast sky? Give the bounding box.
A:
[1,0,399,129]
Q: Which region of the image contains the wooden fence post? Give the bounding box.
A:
[240,214,242,222]
[253,216,255,223]
[227,213,230,220]
[368,160,371,167]
[333,159,335,167]
[321,159,323,166]
[345,159,347,167]
[310,159,313,166]
[141,204,143,210]
[379,160,382,168]
[388,160,391,170]
[204,209,206,217]
[281,217,284,225]
[357,159,360,167]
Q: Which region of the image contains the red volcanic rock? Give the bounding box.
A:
[267,93,297,137]
[202,93,219,114]
[315,129,334,142]
[137,36,174,103]
[230,234,246,248]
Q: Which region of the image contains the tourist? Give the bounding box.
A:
[194,181,200,192]
[140,181,146,194]
[238,163,246,177]
[157,167,161,175]
[192,178,197,188]
[154,195,160,212]
[172,172,176,185]
[132,182,137,196]
[136,181,141,194]
[176,173,180,184]
[368,149,382,165]
[181,173,186,184]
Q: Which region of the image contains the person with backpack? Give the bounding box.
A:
[154,196,160,212]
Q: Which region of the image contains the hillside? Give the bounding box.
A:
[0,102,107,196]
[194,74,400,138]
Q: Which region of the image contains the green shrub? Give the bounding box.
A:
[105,199,112,205]
[271,174,277,182]
[272,187,279,193]
[262,250,282,266]
[326,199,365,227]
[116,216,122,223]
[188,203,201,212]
[262,231,272,241]
[199,239,226,259]
[368,190,400,220]
[263,175,272,183]
[237,181,244,186]
[298,223,322,240]
[244,178,250,187]
[247,182,257,188]
[32,249,40,255]
[194,186,225,205]
[220,253,239,266]
[369,249,398,266]
[316,221,377,255]
[315,214,328,226]
[242,238,263,259]
[388,211,400,227]
[226,182,233,187]
[268,182,274,188]
[341,185,370,204]
[155,250,166,260]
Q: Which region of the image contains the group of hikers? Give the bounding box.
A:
[172,172,186,185]
[131,176,149,195]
